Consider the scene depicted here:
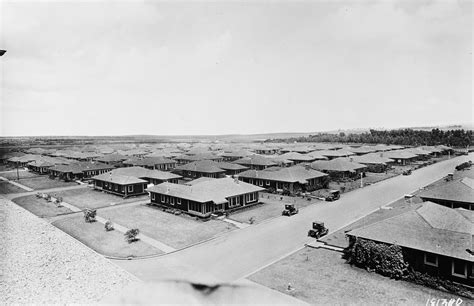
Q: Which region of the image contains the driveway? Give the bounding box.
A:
[114,154,472,283]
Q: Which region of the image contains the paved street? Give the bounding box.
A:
[114,154,472,283]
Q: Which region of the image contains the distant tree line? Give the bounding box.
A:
[266,129,472,147]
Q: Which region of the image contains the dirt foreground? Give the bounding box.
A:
[0,196,138,304]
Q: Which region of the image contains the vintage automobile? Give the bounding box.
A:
[282,204,299,216]
[308,221,329,239]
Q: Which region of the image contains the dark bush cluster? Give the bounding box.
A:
[345,238,473,299]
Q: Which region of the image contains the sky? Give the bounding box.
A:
[0,0,472,136]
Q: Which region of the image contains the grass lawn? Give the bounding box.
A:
[52,188,148,210]
[101,204,236,249]
[228,193,318,224]
[249,247,462,305]
[12,195,73,217]
[0,170,39,180]
[0,164,15,172]
[0,182,27,194]
[15,176,77,190]
[52,215,162,258]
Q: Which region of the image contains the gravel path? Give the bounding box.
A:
[0,196,139,304]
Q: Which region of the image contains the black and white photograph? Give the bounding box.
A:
[0,0,472,304]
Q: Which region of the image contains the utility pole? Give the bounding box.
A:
[16,162,19,181]
[360,172,363,188]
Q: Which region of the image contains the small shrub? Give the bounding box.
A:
[124,228,140,243]
[83,209,97,223]
[104,220,114,231]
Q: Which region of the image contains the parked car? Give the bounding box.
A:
[282,204,299,216]
[308,221,329,239]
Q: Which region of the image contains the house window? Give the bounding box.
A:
[170,197,175,205]
[177,198,181,204]
[151,193,155,200]
[115,184,118,191]
[452,260,467,278]
[424,253,438,267]
[258,180,263,186]
[161,194,165,202]
[248,192,256,202]
[128,185,133,192]
[249,179,253,184]
[266,180,270,186]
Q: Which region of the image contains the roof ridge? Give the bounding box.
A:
[348,205,421,233]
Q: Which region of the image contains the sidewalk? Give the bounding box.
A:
[222,218,250,229]
[4,184,88,200]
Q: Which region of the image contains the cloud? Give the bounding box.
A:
[1,1,471,136]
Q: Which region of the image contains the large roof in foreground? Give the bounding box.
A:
[348,202,473,261]
[147,177,265,204]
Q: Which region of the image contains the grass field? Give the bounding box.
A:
[0,182,28,194]
[0,170,40,180]
[229,193,319,224]
[15,176,77,190]
[0,164,15,172]
[12,195,73,217]
[102,204,236,249]
[51,188,148,210]
[249,247,462,305]
[53,215,162,258]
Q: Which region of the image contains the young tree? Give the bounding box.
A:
[124,228,140,243]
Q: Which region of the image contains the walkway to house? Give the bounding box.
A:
[222,218,250,229]
[0,176,34,192]
[4,184,89,200]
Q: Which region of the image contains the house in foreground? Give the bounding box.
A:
[346,202,473,286]
[147,177,265,217]
[238,165,328,193]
